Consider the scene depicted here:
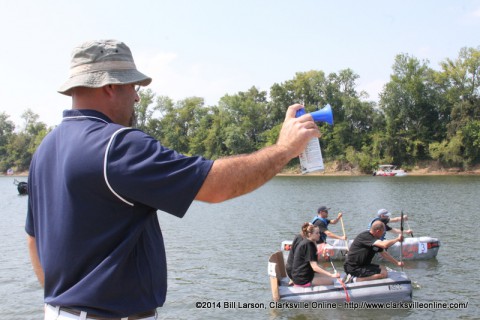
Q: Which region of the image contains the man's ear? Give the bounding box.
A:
[103,84,116,98]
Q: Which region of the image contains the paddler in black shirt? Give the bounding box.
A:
[343,220,404,283]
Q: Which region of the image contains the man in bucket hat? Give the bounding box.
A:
[58,40,152,96]
[26,39,320,319]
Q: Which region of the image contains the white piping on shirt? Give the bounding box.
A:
[63,115,109,123]
[103,127,135,206]
[63,115,135,206]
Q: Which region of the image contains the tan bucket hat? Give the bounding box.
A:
[58,39,152,96]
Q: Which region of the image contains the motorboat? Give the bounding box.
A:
[373,164,407,176]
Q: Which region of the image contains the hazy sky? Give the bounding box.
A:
[1,0,479,127]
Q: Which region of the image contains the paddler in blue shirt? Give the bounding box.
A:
[311,206,346,259]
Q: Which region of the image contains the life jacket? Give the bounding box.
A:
[311,216,329,243]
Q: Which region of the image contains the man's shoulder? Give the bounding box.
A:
[312,217,328,226]
[356,230,374,240]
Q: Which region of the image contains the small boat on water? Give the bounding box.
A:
[268,251,412,302]
[14,179,28,195]
[373,164,407,176]
[281,236,440,261]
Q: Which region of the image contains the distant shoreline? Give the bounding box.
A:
[4,165,480,178]
[277,170,480,177]
[278,163,480,176]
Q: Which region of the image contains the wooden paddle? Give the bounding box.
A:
[340,215,348,252]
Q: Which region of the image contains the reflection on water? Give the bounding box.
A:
[1,175,478,319]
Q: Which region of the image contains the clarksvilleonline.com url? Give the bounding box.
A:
[343,301,469,310]
[195,300,469,310]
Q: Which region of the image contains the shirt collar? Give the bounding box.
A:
[62,109,113,124]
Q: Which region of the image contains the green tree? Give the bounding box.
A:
[5,109,48,171]
[0,112,16,172]
[380,54,442,164]
[429,47,480,167]
[134,88,156,133]
[269,70,328,114]
[217,87,270,155]
[437,47,480,137]
[200,106,231,159]
[462,120,480,163]
[156,97,207,155]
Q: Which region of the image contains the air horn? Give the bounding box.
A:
[296,104,334,174]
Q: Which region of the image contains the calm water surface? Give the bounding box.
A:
[1,175,478,319]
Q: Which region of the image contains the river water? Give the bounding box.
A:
[1,175,478,319]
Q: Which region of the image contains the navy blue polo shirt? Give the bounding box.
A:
[25,109,213,317]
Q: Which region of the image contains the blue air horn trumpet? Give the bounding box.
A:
[296,104,334,125]
[296,104,334,174]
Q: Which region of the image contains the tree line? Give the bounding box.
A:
[1,46,479,174]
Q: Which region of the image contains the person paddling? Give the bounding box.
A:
[312,206,346,259]
[369,209,413,240]
[285,231,304,283]
[343,221,404,283]
[291,223,340,286]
